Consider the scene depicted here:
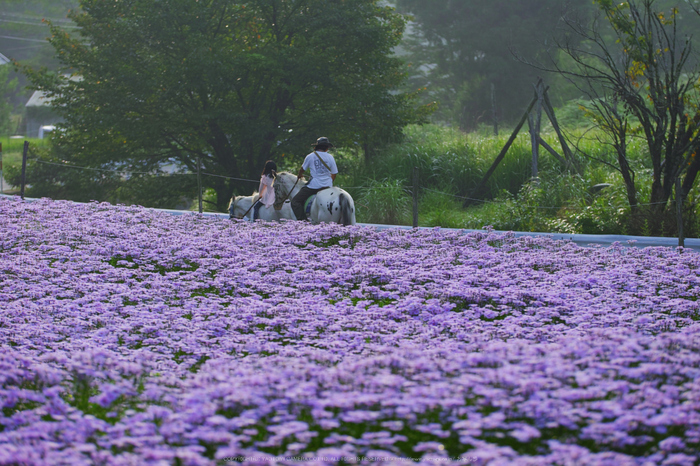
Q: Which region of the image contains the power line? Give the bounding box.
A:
[0,19,48,27]
[0,19,81,29]
[21,157,681,211]
[201,172,259,183]
[0,35,48,43]
[0,12,75,24]
[421,187,670,210]
[2,44,50,53]
[29,158,260,184]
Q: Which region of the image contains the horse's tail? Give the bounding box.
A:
[339,192,354,226]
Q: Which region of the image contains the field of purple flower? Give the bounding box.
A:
[1,197,699,465]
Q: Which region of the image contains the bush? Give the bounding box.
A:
[356,178,412,225]
[358,123,689,236]
[418,190,466,229]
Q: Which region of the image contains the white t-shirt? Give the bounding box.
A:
[302,151,338,189]
[258,175,275,207]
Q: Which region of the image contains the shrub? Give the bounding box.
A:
[356,178,411,225]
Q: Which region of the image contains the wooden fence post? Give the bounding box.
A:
[412,167,419,228]
[197,156,203,214]
[537,136,567,165]
[528,113,539,181]
[20,141,28,200]
[542,92,579,174]
[463,95,538,207]
[530,80,546,183]
[464,79,577,206]
[677,177,684,248]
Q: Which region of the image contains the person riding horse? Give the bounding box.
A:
[291,137,339,221]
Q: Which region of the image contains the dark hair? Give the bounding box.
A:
[262,160,277,178]
[315,144,331,152]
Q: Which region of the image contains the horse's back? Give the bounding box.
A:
[338,191,355,226]
[313,187,355,226]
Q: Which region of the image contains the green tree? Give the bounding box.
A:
[550,0,700,235]
[395,0,592,130]
[0,64,18,135]
[0,1,79,110]
[20,0,428,211]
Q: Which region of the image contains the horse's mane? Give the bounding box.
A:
[271,171,305,206]
[235,192,259,200]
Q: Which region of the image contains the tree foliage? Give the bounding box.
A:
[0,0,78,111]
[395,0,592,130]
[20,0,429,211]
[551,0,700,234]
[0,64,18,135]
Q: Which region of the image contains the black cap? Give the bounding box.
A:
[311,137,334,147]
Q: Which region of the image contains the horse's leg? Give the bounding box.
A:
[339,193,351,226]
[262,205,282,222]
[310,199,323,224]
[279,202,295,221]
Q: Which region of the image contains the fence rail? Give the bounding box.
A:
[15,154,672,211]
[3,142,692,247]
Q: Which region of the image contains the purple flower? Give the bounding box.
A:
[1,197,700,464]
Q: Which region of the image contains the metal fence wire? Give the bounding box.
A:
[11,148,678,214]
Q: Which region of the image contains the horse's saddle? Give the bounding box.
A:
[304,195,316,217]
[304,187,330,216]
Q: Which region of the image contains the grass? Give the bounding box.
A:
[0,137,49,193]
[338,123,697,236]
[7,122,695,237]
[0,137,48,165]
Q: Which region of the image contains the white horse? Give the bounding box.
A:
[275,172,356,226]
[228,172,302,222]
[228,193,295,222]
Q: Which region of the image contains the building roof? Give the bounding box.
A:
[26,75,82,107]
[26,90,53,107]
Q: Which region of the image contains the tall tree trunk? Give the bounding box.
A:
[208,120,239,175]
[214,180,232,213]
[617,149,638,212]
[681,154,700,198]
[207,120,239,212]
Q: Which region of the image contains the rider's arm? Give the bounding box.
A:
[297,167,305,179]
[331,174,336,181]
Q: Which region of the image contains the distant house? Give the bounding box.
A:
[25,90,63,139]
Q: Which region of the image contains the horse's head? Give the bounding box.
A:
[273,172,305,209]
[228,195,254,219]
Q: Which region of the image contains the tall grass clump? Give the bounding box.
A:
[364,124,534,201]
[418,190,466,228]
[356,178,411,225]
[0,137,50,166]
[341,123,696,236]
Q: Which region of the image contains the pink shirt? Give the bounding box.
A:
[258,175,275,207]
